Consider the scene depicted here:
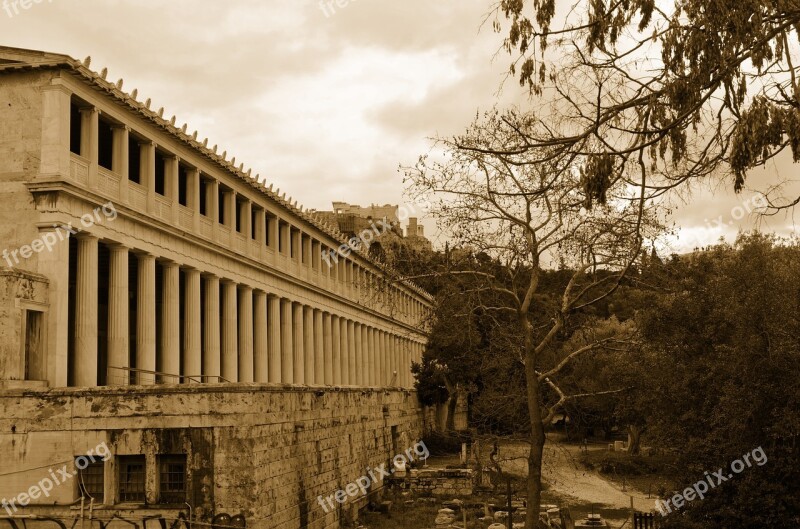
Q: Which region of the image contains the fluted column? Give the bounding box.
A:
[331,315,341,385]
[391,335,399,387]
[136,253,156,385]
[353,322,363,386]
[160,261,181,382]
[348,320,357,385]
[238,286,254,383]
[340,318,350,385]
[293,303,305,384]
[221,280,238,382]
[107,244,129,386]
[74,235,98,387]
[203,275,221,381]
[183,268,202,382]
[379,330,387,386]
[313,309,324,385]
[281,298,294,383]
[323,312,333,385]
[368,327,377,386]
[304,306,315,384]
[268,295,282,383]
[362,324,370,385]
[254,290,268,383]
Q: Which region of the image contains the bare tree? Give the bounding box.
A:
[405,110,661,528]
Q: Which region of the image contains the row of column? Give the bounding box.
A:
[71,103,427,328]
[73,235,424,388]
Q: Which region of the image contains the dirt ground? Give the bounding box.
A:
[496,437,660,526]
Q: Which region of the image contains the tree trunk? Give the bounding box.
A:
[525,345,546,529]
[627,425,644,455]
[442,375,458,432]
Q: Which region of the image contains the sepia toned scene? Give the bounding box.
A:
[0,2,798,529]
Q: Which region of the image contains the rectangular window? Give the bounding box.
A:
[158,455,187,504]
[98,118,114,170]
[199,177,208,216]
[178,164,189,207]
[154,150,166,196]
[128,138,141,184]
[70,103,82,155]
[118,455,146,502]
[77,460,104,503]
[251,209,258,241]
[24,309,44,380]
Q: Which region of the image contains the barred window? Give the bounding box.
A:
[118,455,146,503]
[76,460,104,503]
[158,455,187,504]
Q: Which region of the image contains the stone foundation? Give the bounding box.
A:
[0,385,425,529]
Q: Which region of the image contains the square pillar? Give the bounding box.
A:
[40,84,72,178]
[39,227,69,387]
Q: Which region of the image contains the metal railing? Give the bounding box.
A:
[107,366,232,385]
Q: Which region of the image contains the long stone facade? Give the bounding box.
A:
[0,46,433,529]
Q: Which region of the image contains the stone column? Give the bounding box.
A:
[74,235,98,387]
[279,220,290,256]
[293,302,305,384]
[322,312,333,385]
[331,315,341,385]
[340,318,350,385]
[368,327,376,386]
[221,280,238,383]
[353,322,363,386]
[203,275,221,382]
[107,244,129,386]
[310,307,322,384]
[189,168,200,232]
[254,290,268,383]
[141,141,156,214]
[160,261,181,382]
[39,227,70,387]
[303,306,315,383]
[391,334,398,387]
[268,295,282,383]
[362,324,371,385]
[281,298,294,383]
[348,320,357,385]
[238,286,254,383]
[79,107,98,187]
[136,253,156,385]
[111,125,129,202]
[183,268,202,382]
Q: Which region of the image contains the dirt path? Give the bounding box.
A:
[497,438,657,525]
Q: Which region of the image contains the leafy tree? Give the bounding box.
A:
[618,234,800,527]
[488,0,800,209]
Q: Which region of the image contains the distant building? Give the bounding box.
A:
[314,202,432,255]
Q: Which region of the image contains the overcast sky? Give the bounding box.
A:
[1,0,797,252]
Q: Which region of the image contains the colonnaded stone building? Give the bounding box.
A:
[0,46,437,529]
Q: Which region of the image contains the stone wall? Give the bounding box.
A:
[389,469,475,497]
[0,385,425,529]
